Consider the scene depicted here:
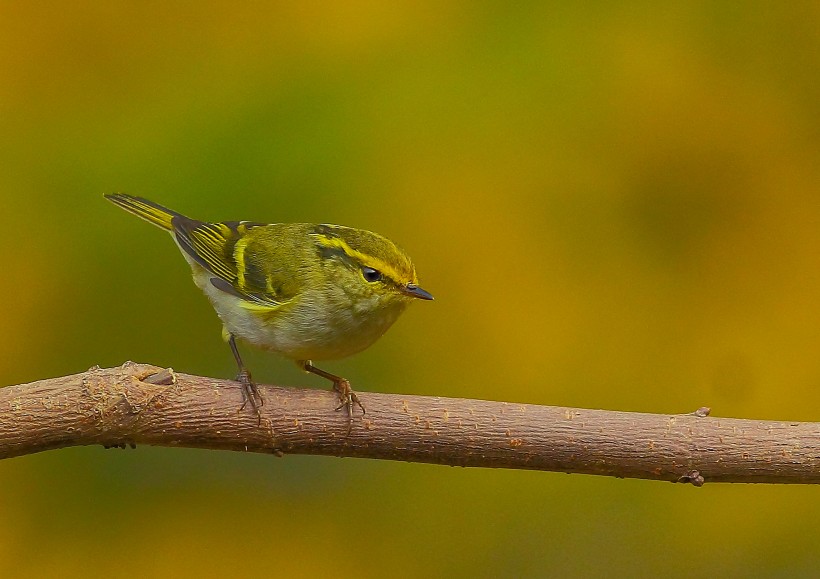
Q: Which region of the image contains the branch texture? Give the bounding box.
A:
[2,362,819,485]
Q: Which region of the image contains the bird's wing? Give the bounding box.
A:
[172,217,285,309]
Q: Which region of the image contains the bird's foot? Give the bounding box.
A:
[299,360,365,432]
[236,368,263,423]
[333,378,366,419]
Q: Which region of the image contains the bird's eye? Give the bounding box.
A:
[362,267,383,282]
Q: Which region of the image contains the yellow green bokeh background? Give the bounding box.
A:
[3,3,820,577]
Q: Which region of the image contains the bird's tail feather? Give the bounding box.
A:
[105,193,182,231]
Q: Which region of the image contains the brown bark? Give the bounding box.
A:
[1,362,818,485]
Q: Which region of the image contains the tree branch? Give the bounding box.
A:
[2,362,818,485]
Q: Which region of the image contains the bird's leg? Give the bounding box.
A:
[299,360,366,418]
[229,334,263,419]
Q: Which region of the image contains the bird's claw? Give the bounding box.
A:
[236,368,264,424]
[333,378,366,419]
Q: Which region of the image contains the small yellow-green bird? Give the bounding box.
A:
[105,194,433,417]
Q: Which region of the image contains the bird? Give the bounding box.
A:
[105,193,433,419]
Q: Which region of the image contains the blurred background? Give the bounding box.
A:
[2,2,820,577]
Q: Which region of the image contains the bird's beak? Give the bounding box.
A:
[403,284,434,301]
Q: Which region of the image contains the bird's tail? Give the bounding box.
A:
[105,193,183,231]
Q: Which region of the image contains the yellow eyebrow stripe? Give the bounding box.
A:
[312,234,406,284]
